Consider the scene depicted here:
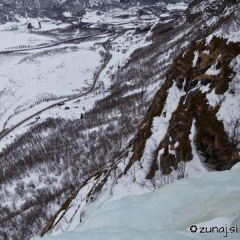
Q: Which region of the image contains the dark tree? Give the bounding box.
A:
[27,22,33,31]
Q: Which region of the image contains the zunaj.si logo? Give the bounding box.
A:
[190,225,198,233]
[190,224,238,238]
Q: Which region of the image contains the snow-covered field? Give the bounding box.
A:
[0,16,72,51]
[82,2,188,27]
[0,16,153,151]
[0,15,71,33]
[34,163,240,240]
[0,31,55,51]
[0,41,102,129]
[0,15,113,135]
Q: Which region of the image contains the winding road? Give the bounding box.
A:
[0,29,128,141]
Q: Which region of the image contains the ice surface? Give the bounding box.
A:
[186,119,209,178]
[37,163,240,240]
[231,162,240,171]
[33,228,238,240]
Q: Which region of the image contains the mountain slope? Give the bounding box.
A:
[39,0,240,238]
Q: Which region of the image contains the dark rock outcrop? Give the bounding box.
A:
[130,36,240,175]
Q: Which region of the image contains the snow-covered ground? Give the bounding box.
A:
[0,17,72,52]
[83,4,157,25]
[82,2,188,27]
[29,4,240,238]
[0,15,71,33]
[0,31,56,51]
[0,41,102,131]
[100,30,152,87]
[33,163,240,240]
[167,2,188,11]
[0,19,152,151]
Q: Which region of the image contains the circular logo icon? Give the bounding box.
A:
[190,225,198,233]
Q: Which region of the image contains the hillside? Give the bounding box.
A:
[0,0,239,239]
[37,0,240,238]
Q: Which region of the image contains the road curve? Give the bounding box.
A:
[0,30,128,141]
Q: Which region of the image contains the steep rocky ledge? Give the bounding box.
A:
[127,37,240,176]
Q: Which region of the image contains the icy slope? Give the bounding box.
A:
[35,163,240,240]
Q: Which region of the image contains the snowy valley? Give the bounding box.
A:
[0,0,239,239]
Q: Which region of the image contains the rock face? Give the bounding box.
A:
[155,38,240,174]
[128,39,240,174]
